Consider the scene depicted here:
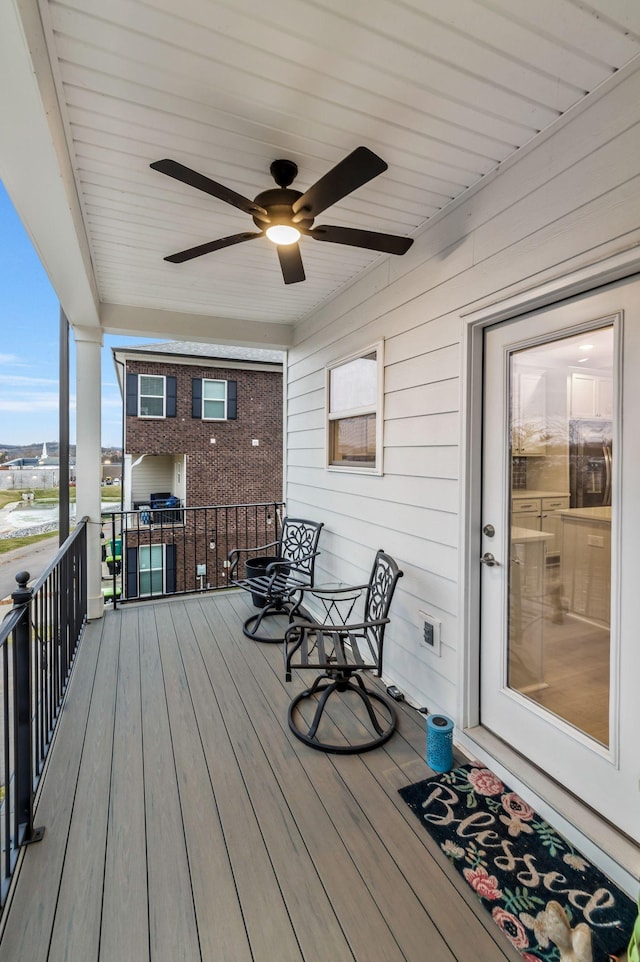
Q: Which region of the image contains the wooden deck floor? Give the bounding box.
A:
[0,591,519,962]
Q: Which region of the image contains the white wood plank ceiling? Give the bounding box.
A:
[35,0,640,326]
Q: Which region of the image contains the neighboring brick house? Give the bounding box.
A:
[111,340,284,598]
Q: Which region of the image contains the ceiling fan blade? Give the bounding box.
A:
[151,159,267,217]
[277,243,305,284]
[308,225,413,255]
[291,147,387,221]
[164,231,263,263]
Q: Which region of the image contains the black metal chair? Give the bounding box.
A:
[229,517,324,643]
[284,549,404,754]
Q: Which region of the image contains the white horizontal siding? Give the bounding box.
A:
[385,342,460,389]
[285,63,640,716]
[287,466,458,514]
[385,384,459,421]
[130,454,176,505]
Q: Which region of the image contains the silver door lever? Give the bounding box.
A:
[480,552,500,566]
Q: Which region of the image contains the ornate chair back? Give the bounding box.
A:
[363,550,404,675]
[278,517,324,584]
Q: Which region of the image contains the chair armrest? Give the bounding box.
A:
[227,539,279,578]
[264,557,292,575]
[262,557,297,591]
[251,549,322,593]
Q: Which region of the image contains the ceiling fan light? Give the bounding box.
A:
[266,224,300,245]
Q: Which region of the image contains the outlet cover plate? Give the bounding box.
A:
[418,609,442,656]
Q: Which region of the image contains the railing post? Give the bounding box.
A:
[59,542,70,685]
[12,572,45,847]
[111,511,118,610]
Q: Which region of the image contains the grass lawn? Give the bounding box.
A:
[0,531,57,556]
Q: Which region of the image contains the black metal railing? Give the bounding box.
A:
[0,519,87,908]
[101,501,285,606]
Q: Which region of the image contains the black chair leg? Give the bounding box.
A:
[243,601,294,643]
[351,674,390,736]
[288,673,397,754]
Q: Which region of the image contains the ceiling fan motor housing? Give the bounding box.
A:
[251,188,313,231]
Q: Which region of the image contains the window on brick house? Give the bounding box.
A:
[126,373,176,418]
[125,543,177,598]
[139,375,166,417]
[139,544,164,595]
[202,379,227,420]
[326,342,384,474]
[192,379,237,420]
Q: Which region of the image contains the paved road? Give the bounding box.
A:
[0,536,60,602]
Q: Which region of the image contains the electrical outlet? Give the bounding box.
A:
[419,610,441,656]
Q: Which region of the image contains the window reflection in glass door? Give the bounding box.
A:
[508,325,614,745]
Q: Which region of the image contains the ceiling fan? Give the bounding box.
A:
[150,146,413,284]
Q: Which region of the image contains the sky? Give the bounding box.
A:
[0,181,149,449]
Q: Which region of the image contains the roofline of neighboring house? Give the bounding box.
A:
[111,344,284,393]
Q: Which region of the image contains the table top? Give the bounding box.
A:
[311,583,363,600]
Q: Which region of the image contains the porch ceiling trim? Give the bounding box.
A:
[100,303,293,349]
[0,1,99,328]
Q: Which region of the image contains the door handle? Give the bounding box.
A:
[480,552,500,567]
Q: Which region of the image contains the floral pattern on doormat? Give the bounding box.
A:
[399,764,636,962]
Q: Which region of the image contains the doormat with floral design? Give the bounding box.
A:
[399,764,636,962]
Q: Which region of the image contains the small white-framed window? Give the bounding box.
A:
[138,544,164,596]
[139,375,166,418]
[202,379,227,420]
[326,341,384,474]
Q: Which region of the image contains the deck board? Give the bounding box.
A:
[47,604,120,962]
[100,606,149,962]
[0,591,518,962]
[139,605,200,962]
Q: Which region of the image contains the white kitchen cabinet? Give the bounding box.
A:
[540,495,570,562]
[512,494,570,567]
[509,528,551,691]
[569,372,613,419]
[511,499,544,596]
[512,369,547,454]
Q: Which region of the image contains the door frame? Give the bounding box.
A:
[455,248,640,888]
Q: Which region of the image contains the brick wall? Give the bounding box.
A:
[125,360,283,506]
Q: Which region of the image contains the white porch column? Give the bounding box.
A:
[74,326,104,619]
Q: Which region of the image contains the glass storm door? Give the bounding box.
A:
[479,278,640,842]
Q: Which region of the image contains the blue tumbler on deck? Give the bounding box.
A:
[426,714,454,772]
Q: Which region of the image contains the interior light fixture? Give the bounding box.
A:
[265,224,301,245]
[578,358,589,363]
[579,343,594,351]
